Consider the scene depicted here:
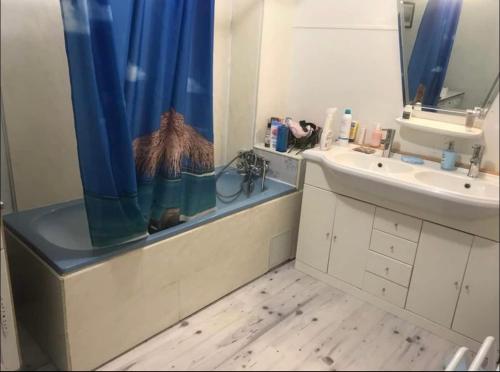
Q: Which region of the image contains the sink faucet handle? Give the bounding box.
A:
[471,144,484,159]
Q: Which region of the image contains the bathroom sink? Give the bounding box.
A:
[414,171,499,201]
[328,152,414,174]
[302,146,499,216]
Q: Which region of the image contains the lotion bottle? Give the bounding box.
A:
[338,108,352,146]
[371,123,383,147]
[320,108,338,150]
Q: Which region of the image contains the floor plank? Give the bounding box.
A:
[98,262,459,371]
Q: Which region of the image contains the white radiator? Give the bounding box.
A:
[446,337,499,371]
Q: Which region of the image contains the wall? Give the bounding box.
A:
[0,0,235,210]
[1,0,83,211]
[226,0,264,160]
[213,0,234,166]
[254,0,297,144]
[254,0,500,173]
[1,101,14,214]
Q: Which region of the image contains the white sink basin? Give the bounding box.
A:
[415,171,499,201]
[327,152,414,174]
[302,146,499,216]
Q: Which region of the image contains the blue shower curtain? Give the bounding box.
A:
[408,0,463,106]
[60,0,216,247]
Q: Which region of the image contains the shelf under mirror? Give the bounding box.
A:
[396,117,483,139]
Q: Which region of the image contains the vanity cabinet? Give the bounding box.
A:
[296,184,336,272]
[452,237,499,342]
[296,162,499,350]
[406,222,472,328]
[328,196,375,288]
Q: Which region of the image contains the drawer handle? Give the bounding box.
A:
[326,232,330,239]
[394,223,399,230]
[333,235,337,242]
[381,287,386,295]
[465,285,470,293]
[454,281,459,289]
[385,267,390,274]
[390,245,394,253]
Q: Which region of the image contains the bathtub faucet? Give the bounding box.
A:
[236,150,270,195]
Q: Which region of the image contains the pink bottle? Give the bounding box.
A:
[371,123,383,148]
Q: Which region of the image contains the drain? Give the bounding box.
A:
[377,163,383,168]
[464,183,471,189]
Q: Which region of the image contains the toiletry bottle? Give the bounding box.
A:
[355,126,366,145]
[441,141,457,171]
[264,120,272,147]
[320,107,338,150]
[371,123,383,147]
[338,108,352,145]
[349,121,359,143]
[276,124,289,152]
[402,105,413,120]
[271,117,281,150]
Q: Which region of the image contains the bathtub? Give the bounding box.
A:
[4,168,295,274]
[4,168,302,370]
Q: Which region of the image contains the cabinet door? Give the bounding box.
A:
[328,195,375,288]
[296,185,336,272]
[452,237,499,342]
[406,222,472,327]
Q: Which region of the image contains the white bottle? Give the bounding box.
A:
[338,108,352,146]
[320,108,338,151]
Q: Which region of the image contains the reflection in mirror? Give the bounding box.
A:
[399,0,499,111]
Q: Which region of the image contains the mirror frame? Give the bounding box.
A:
[396,0,499,119]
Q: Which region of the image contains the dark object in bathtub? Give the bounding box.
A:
[149,208,184,233]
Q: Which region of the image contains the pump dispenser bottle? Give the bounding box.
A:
[441,141,457,171]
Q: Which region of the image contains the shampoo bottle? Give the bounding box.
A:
[338,108,352,145]
[349,121,359,143]
[270,117,281,150]
[320,108,338,150]
[441,141,457,171]
[276,124,289,152]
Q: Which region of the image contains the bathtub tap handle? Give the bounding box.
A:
[261,160,270,192]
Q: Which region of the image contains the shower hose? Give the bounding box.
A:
[215,153,245,204]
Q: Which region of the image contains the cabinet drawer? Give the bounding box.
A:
[363,272,408,308]
[374,208,422,242]
[370,229,417,265]
[366,251,412,287]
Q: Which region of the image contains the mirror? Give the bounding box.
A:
[398,0,499,113]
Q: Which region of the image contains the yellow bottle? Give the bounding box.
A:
[349,121,359,143]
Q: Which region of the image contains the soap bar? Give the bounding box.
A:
[401,155,424,165]
[353,147,376,154]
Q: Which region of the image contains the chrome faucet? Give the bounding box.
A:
[236,150,270,195]
[381,129,396,158]
[467,144,484,178]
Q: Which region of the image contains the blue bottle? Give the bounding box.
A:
[441,141,457,171]
[276,124,289,152]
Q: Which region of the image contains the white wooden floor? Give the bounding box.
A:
[34,261,459,371]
